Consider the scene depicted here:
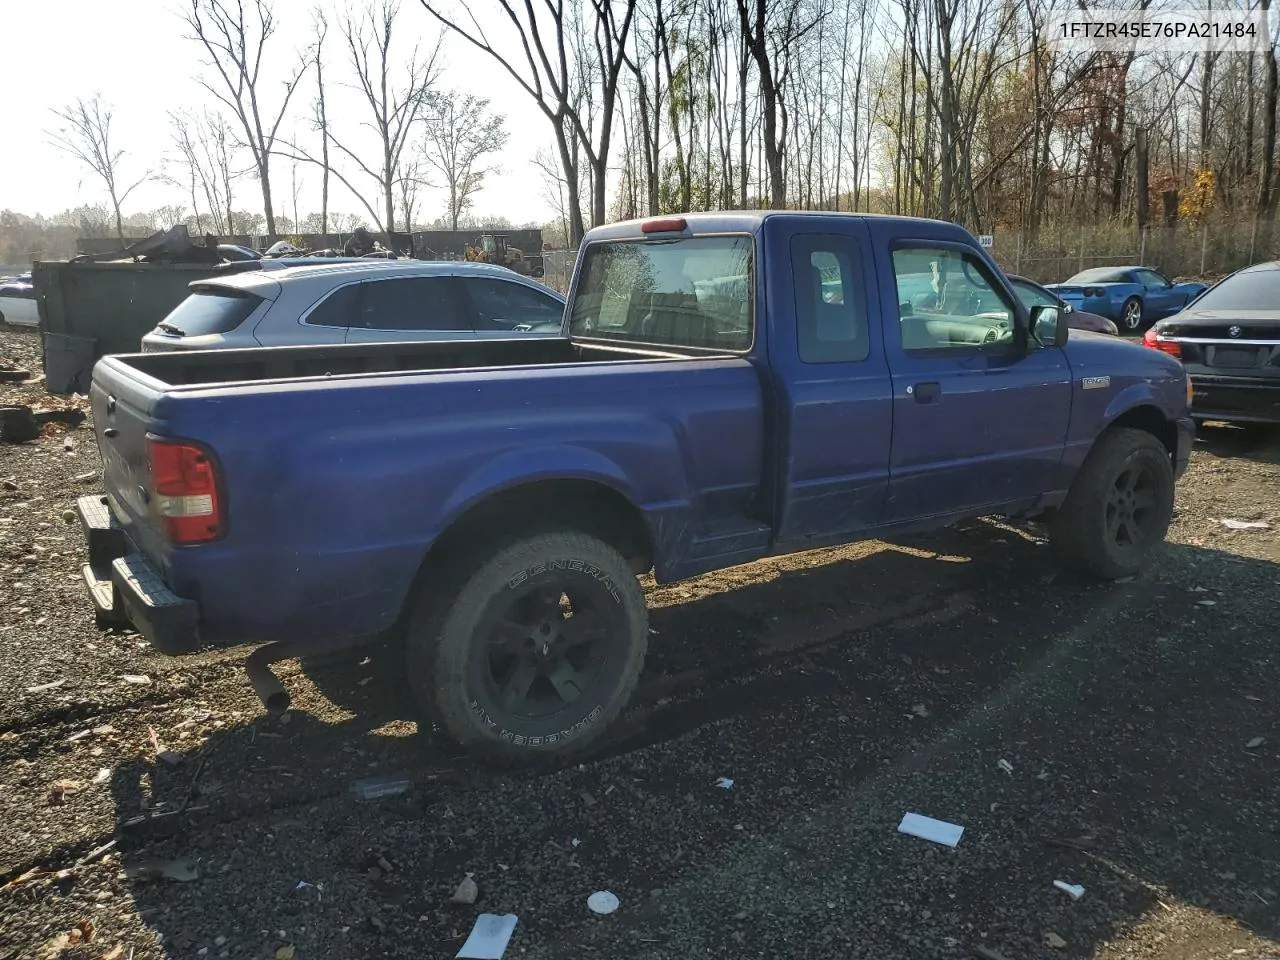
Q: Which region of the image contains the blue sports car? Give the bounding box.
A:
[1045,266,1208,335]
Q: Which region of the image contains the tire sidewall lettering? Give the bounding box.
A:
[505,557,622,603]
[468,698,605,749]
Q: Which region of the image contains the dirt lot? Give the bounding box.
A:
[2,324,1279,960]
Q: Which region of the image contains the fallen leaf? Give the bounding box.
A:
[49,779,85,805]
[275,946,296,960]
[99,947,125,960]
[1045,931,1067,949]
[1246,736,1265,749]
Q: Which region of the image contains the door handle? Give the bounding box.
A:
[909,381,941,403]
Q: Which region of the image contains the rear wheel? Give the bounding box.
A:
[404,530,648,765]
[1120,296,1143,333]
[1049,427,1174,579]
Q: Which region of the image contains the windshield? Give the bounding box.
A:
[1064,268,1129,284]
[159,287,263,336]
[569,236,753,351]
[1189,268,1280,311]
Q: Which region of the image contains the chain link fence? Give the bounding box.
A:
[989,218,1280,285]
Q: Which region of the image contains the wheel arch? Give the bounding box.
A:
[1102,402,1176,460]
[396,476,656,632]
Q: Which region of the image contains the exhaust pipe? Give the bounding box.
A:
[244,642,297,714]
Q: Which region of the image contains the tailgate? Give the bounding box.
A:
[90,358,171,565]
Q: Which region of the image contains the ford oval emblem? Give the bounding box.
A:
[1229,325,1242,337]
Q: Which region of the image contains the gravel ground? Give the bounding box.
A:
[2,325,1279,960]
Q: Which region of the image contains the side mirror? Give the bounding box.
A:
[1029,303,1069,347]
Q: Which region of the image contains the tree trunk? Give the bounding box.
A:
[317,52,330,234]
[1257,9,1278,252]
[738,40,748,206]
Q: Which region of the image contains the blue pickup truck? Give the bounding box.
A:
[77,212,1195,763]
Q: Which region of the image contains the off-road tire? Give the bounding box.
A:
[404,530,648,766]
[1049,427,1174,579]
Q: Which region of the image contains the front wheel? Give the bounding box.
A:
[1120,296,1144,333]
[1049,427,1175,579]
[405,531,649,765]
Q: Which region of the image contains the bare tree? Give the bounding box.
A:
[340,0,442,234]
[422,92,509,230]
[184,0,308,236]
[735,0,818,208]
[47,95,150,241]
[312,6,332,234]
[168,109,239,235]
[420,0,636,242]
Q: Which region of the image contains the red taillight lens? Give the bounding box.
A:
[1142,327,1181,359]
[146,437,223,543]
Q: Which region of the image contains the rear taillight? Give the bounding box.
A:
[146,437,223,543]
[1083,287,1102,297]
[1142,327,1181,359]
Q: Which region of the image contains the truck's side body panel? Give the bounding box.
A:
[90,354,764,646]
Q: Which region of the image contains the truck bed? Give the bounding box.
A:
[122,337,699,388]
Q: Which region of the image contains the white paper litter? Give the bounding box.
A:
[456,913,518,960]
[93,767,110,784]
[1053,880,1086,900]
[714,777,734,789]
[1219,518,1270,531]
[587,891,620,914]
[997,759,1014,775]
[897,812,964,847]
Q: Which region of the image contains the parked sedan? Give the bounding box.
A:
[1007,274,1119,335]
[1142,260,1280,425]
[0,274,37,327]
[1046,266,1207,334]
[140,260,566,352]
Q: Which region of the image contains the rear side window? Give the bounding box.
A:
[791,235,868,363]
[1193,268,1280,310]
[305,283,361,327]
[466,278,564,330]
[160,288,262,336]
[569,236,753,351]
[356,277,470,331]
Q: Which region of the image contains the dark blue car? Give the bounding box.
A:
[1046,266,1207,335]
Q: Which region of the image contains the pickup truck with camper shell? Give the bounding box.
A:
[76,211,1195,764]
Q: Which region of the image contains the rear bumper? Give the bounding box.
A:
[1189,374,1280,424]
[1174,416,1195,479]
[77,495,202,655]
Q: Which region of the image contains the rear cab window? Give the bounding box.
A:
[569,235,753,351]
[160,287,263,336]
